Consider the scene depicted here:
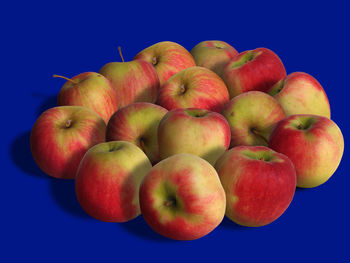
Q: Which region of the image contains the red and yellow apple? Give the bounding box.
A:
[269,114,344,188]
[99,58,159,108]
[139,153,226,240]
[158,108,231,165]
[190,40,238,77]
[157,66,229,112]
[55,72,118,123]
[30,106,106,179]
[133,41,196,85]
[215,145,296,227]
[222,47,286,98]
[75,141,152,222]
[106,102,168,164]
[221,91,286,147]
[268,72,331,118]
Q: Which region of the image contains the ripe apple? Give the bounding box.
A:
[139,153,226,240]
[269,114,344,188]
[158,108,231,165]
[75,141,152,222]
[221,91,286,147]
[133,41,196,85]
[268,72,331,118]
[99,47,159,108]
[106,102,168,164]
[190,40,238,77]
[157,66,229,112]
[222,47,286,98]
[30,106,106,179]
[55,72,118,123]
[215,145,296,227]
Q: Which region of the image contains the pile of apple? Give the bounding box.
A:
[30,41,344,240]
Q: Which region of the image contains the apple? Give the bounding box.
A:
[75,141,152,222]
[215,145,296,227]
[221,91,286,147]
[157,66,229,112]
[268,72,331,118]
[55,72,118,123]
[106,102,168,164]
[133,41,196,85]
[139,153,226,240]
[30,106,106,179]
[99,47,159,108]
[158,108,231,165]
[190,40,238,77]
[222,47,286,98]
[269,114,344,188]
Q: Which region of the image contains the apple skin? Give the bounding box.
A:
[139,153,226,240]
[99,60,159,108]
[158,108,231,165]
[269,114,344,188]
[267,72,331,118]
[221,91,286,147]
[157,66,230,112]
[190,40,238,77]
[75,141,152,222]
[215,146,296,227]
[57,72,118,123]
[106,102,168,164]
[133,41,196,86]
[222,47,286,98]
[30,106,106,179]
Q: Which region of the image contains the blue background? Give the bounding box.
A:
[2,1,349,262]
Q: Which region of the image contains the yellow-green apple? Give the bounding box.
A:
[30,106,106,179]
[215,145,296,227]
[190,40,238,77]
[133,41,196,85]
[99,48,159,108]
[55,72,118,123]
[221,91,285,147]
[158,108,231,165]
[222,48,286,98]
[157,66,229,112]
[269,114,344,188]
[139,153,226,240]
[268,72,331,118]
[75,141,152,222]
[106,102,168,164]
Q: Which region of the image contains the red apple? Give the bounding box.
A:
[133,41,196,85]
[99,48,159,108]
[30,106,106,179]
[106,102,168,164]
[223,47,286,98]
[75,141,152,222]
[190,40,238,77]
[158,108,231,165]
[139,153,226,240]
[269,114,344,188]
[55,72,118,123]
[221,91,286,147]
[268,72,331,118]
[215,145,296,227]
[157,66,229,112]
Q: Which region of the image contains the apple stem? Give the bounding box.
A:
[152,57,157,65]
[297,124,303,130]
[53,74,78,85]
[179,84,186,94]
[118,46,125,62]
[251,128,269,145]
[164,200,174,207]
[65,119,72,128]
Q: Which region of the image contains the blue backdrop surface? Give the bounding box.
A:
[2,1,349,262]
